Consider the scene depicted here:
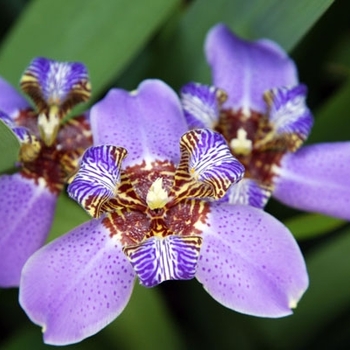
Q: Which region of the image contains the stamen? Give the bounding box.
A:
[230,128,252,155]
[37,106,60,146]
[146,177,169,210]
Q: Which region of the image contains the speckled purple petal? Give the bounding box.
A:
[205,24,298,114]
[223,178,272,208]
[68,145,127,218]
[196,203,308,317]
[90,79,188,167]
[273,142,350,220]
[0,76,29,117]
[266,85,313,141]
[180,82,224,128]
[0,173,57,287]
[19,218,135,346]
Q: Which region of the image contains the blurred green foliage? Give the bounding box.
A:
[1,0,350,349]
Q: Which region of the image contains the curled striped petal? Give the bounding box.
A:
[124,235,202,287]
[68,145,127,218]
[265,85,313,149]
[223,178,272,209]
[180,129,244,199]
[180,82,225,129]
[21,57,91,113]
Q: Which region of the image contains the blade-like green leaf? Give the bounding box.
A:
[308,80,350,143]
[103,284,185,350]
[123,0,334,89]
[0,119,20,173]
[0,0,180,98]
[284,213,345,240]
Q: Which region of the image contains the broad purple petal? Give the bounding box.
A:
[68,145,127,218]
[223,178,271,208]
[196,203,308,317]
[19,218,135,345]
[90,79,188,167]
[21,57,90,111]
[124,235,202,287]
[0,173,57,287]
[205,23,298,114]
[273,142,350,220]
[0,76,30,117]
[180,82,224,128]
[266,85,313,141]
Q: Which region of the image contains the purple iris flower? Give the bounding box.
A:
[180,24,350,219]
[19,79,308,345]
[0,57,92,287]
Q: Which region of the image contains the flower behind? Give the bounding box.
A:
[180,24,350,220]
[0,57,92,287]
[19,80,308,345]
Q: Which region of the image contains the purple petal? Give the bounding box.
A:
[273,142,350,220]
[196,203,308,317]
[20,57,91,111]
[180,82,224,128]
[266,85,313,142]
[0,173,57,287]
[205,24,298,114]
[19,218,135,345]
[223,178,271,208]
[0,76,30,117]
[180,129,244,199]
[124,235,202,287]
[68,145,127,218]
[90,79,188,167]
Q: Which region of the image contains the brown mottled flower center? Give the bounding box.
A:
[215,109,288,189]
[15,109,92,194]
[102,160,210,247]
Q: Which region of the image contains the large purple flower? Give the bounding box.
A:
[180,24,350,219]
[0,58,92,287]
[19,79,308,345]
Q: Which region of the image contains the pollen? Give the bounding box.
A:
[230,128,252,156]
[146,177,169,210]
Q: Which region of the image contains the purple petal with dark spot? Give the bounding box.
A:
[19,218,135,345]
[90,79,188,167]
[0,76,29,117]
[196,203,308,317]
[205,23,298,113]
[273,142,350,220]
[0,173,57,287]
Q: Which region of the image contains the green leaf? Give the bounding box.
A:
[103,283,185,350]
[0,119,20,173]
[308,80,350,143]
[0,0,180,99]
[122,0,334,89]
[284,213,345,240]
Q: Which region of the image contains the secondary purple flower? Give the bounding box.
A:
[0,57,92,287]
[180,24,350,219]
[20,80,308,345]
